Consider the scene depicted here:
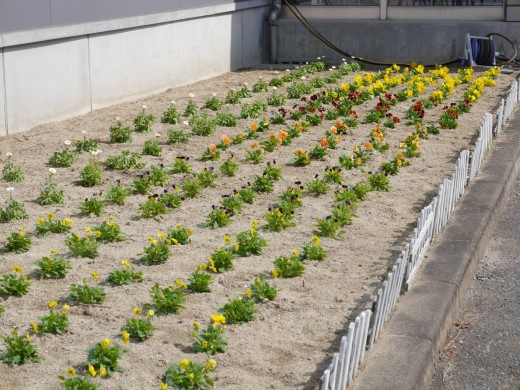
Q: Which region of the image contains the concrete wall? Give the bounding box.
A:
[0,0,250,34]
[0,0,270,134]
[274,19,520,64]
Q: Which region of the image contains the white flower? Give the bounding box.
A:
[171,100,176,105]
[49,168,56,174]
[183,121,189,126]
[243,82,249,86]
[274,71,279,74]
[64,140,71,146]
[272,86,278,90]
[329,69,333,71]
[115,116,120,121]
[317,57,321,60]
[81,130,87,135]
[189,93,195,98]
[259,76,263,79]
[142,105,147,110]
[342,58,346,61]
[301,76,306,80]
[6,187,14,192]
[155,133,161,138]
[212,93,217,97]
[286,69,290,72]
[96,149,103,154]
[332,66,336,69]
[305,62,309,64]
[6,152,13,157]
[90,150,99,156]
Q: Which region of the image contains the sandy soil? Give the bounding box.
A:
[0,64,514,390]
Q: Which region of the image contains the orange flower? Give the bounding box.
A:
[250,141,259,149]
[279,130,288,139]
[330,126,337,134]
[251,122,258,131]
[320,139,328,148]
[298,126,304,133]
[364,141,373,150]
[336,135,342,142]
[237,132,244,139]
[209,144,217,152]
[221,134,230,145]
[269,134,277,142]
[335,121,343,128]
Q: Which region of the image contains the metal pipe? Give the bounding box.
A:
[268,0,282,63]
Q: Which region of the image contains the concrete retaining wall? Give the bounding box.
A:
[274,19,520,65]
[0,0,270,135]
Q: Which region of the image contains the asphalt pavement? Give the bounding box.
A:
[428,174,520,390]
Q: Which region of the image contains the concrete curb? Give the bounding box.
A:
[351,114,520,390]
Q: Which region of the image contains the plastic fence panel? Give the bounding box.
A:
[495,100,504,137]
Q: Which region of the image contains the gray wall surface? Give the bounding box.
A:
[274,19,520,64]
[0,0,270,135]
[0,0,251,34]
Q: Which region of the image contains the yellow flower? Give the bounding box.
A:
[48,212,55,220]
[12,265,22,274]
[101,338,111,348]
[234,244,240,252]
[88,364,97,377]
[188,373,194,380]
[85,227,92,234]
[272,269,279,278]
[175,279,186,289]
[91,271,99,280]
[180,359,190,370]
[37,218,45,225]
[159,383,169,390]
[193,321,200,330]
[201,340,208,348]
[25,333,31,343]
[223,235,232,245]
[199,263,208,271]
[122,330,130,345]
[121,260,131,268]
[157,232,166,240]
[206,359,217,369]
[30,321,39,334]
[67,367,76,377]
[62,304,70,313]
[210,313,226,326]
[50,248,59,255]
[99,365,107,377]
[312,235,321,246]
[148,237,158,245]
[146,310,155,317]
[291,248,299,256]
[108,215,115,221]
[187,229,194,236]
[245,289,252,299]
[48,301,58,309]
[133,307,143,315]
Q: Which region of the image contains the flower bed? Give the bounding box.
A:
[0,62,512,389]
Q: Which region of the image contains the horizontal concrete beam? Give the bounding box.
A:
[0,0,270,48]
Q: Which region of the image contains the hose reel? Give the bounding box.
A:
[464,34,496,67]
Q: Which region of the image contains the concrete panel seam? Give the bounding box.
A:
[87,35,93,112]
[1,48,8,134]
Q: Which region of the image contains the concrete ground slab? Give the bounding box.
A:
[351,112,520,389]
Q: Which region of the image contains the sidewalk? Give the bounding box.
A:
[429,172,520,389]
[350,111,520,390]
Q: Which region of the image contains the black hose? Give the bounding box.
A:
[485,32,518,64]
[282,0,461,67]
